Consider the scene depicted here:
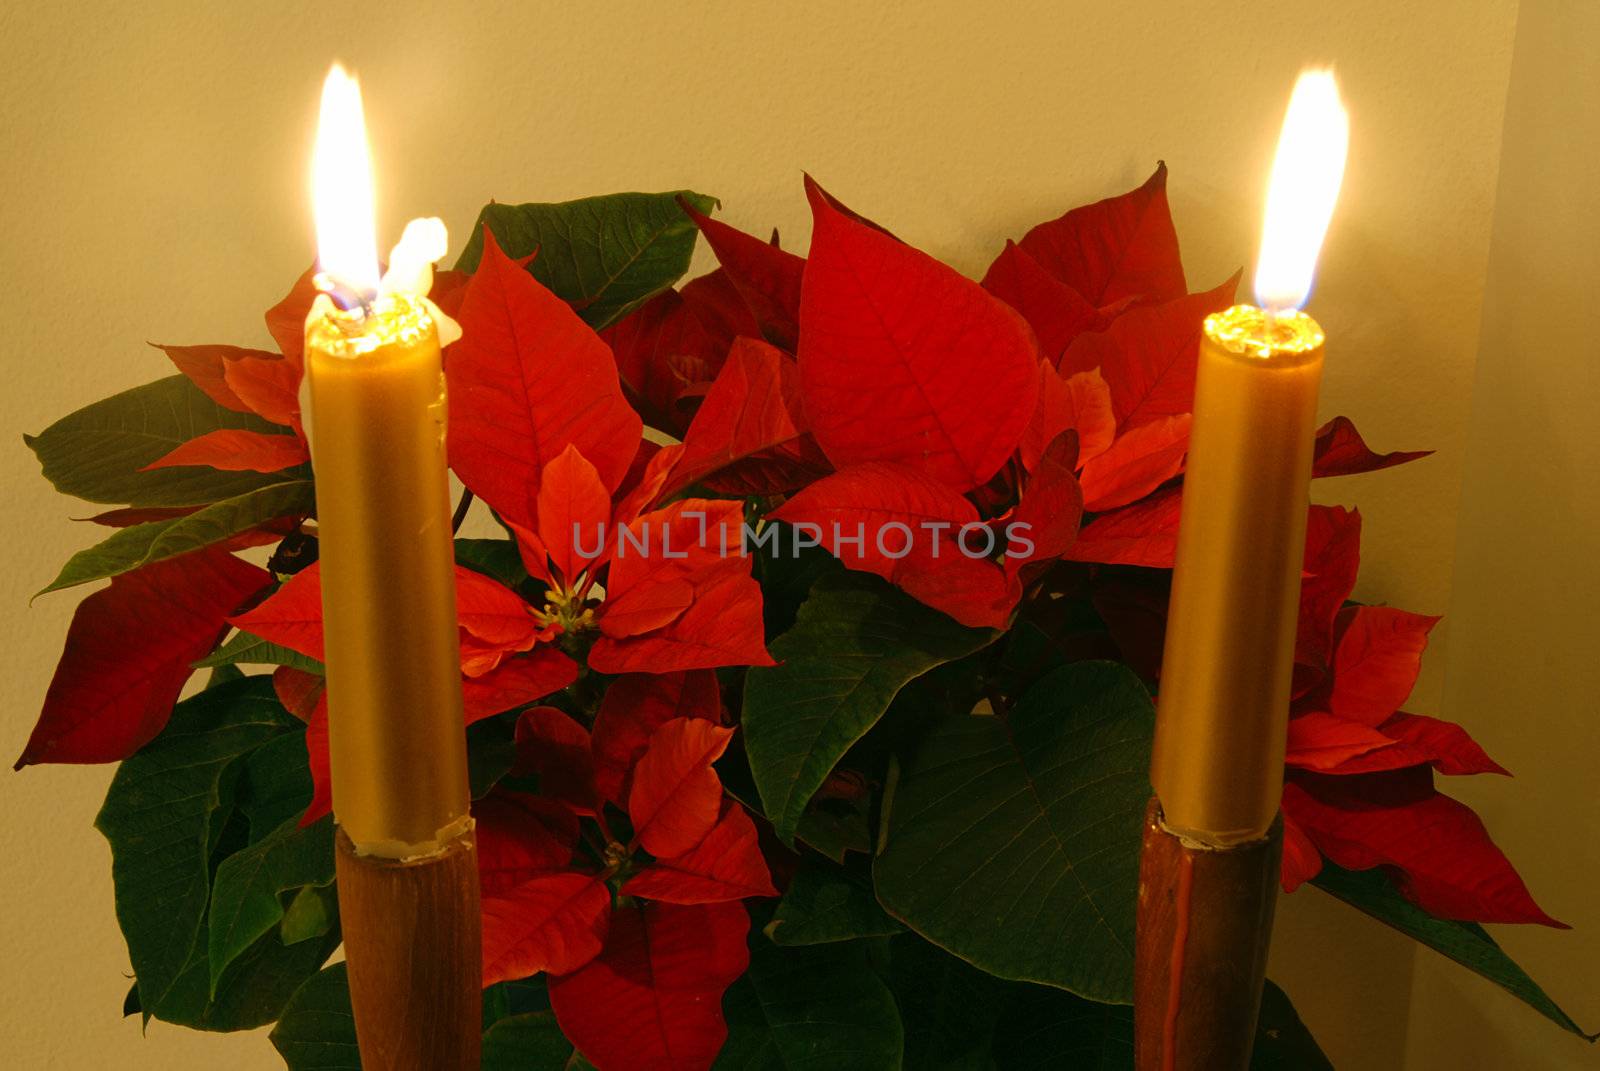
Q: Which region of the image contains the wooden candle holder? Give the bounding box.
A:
[1134,798,1283,1071]
[334,826,483,1070]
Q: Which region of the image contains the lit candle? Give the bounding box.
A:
[306,65,469,856]
[1150,71,1350,845]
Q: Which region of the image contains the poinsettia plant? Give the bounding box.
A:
[19,166,1591,1069]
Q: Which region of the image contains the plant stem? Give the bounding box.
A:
[451,489,475,533]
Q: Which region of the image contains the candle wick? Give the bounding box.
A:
[314,271,378,320]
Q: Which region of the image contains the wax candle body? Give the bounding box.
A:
[1150,305,1324,845]
[306,294,470,856]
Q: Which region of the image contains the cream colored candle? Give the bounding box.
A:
[305,66,468,857]
[1150,71,1349,845]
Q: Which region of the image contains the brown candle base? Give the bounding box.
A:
[1134,798,1282,1071]
[334,825,483,1070]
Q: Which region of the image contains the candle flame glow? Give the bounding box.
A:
[1254,70,1349,313]
[312,64,381,299]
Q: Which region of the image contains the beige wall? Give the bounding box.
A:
[1414,0,1600,1066]
[3,1,1588,1067]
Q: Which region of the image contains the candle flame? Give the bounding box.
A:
[312,64,381,299]
[1253,70,1349,313]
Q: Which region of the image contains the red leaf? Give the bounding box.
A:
[300,651,577,829]
[81,505,201,527]
[536,444,612,588]
[981,240,1102,363]
[1313,416,1432,479]
[682,200,806,350]
[1280,809,1323,892]
[301,697,332,825]
[513,706,597,813]
[1016,163,1187,306]
[481,871,612,985]
[461,648,580,722]
[1284,770,1564,926]
[1077,413,1191,511]
[549,900,750,1071]
[157,343,264,412]
[233,562,546,674]
[271,665,324,723]
[453,566,549,675]
[1295,506,1362,671]
[1020,365,1115,471]
[589,562,773,674]
[1066,485,1183,567]
[1091,572,1171,680]
[771,461,1020,628]
[623,800,777,904]
[590,501,774,673]
[598,579,695,641]
[797,176,1039,492]
[17,550,269,767]
[230,564,327,661]
[680,268,762,354]
[1062,274,1238,429]
[600,288,717,432]
[476,790,581,892]
[1006,432,1083,578]
[1285,710,1397,771]
[1327,606,1439,727]
[662,338,810,498]
[430,268,471,320]
[142,429,309,473]
[447,229,642,525]
[1326,711,1509,777]
[222,352,303,431]
[604,497,742,600]
[628,718,734,858]
[264,265,319,365]
[591,672,721,805]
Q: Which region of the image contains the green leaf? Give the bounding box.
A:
[796,800,874,863]
[1251,980,1335,1070]
[987,978,1326,1070]
[207,728,334,987]
[164,923,341,1033]
[886,935,1001,1071]
[194,629,324,674]
[743,574,997,843]
[235,727,319,835]
[279,883,336,946]
[766,856,903,946]
[874,662,1154,1004]
[206,663,246,689]
[1311,863,1596,1039]
[455,191,718,329]
[273,965,584,1069]
[95,677,332,1029]
[456,537,532,592]
[715,937,904,1070]
[483,1011,577,1069]
[26,374,297,507]
[270,964,361,1070]
[207,814,335,991]
[467,715,519,799]
[40,480,313,594]
[753,523,845,639]
[989,984,1132,1069]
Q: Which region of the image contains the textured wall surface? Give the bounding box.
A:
[1419,1,1600,1067]
[4,1,1588,1067]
